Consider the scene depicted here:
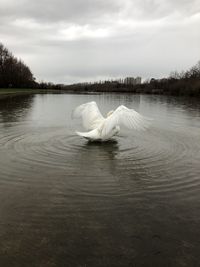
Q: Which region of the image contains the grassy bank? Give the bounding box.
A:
[0,88,61,99]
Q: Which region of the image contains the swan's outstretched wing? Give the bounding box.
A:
[72,101,104,130]
[102,105,151,136]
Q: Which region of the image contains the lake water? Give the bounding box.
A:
[0,93,200,267]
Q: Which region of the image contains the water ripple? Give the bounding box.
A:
[0,121,200,204]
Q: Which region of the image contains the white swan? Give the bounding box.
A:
[72,101,151,141]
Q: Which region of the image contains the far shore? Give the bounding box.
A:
[0,88,63,99]
[0,87,200,100]
[0,88,102,99]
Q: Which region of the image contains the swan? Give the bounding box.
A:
[72,101,151,141]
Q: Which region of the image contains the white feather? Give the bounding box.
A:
[72,101,104,130]
[72,102,152,141]
[101,105,151,136]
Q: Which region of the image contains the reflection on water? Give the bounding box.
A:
[86,139,119,158]
[0,93,200,267]
[0,95,34,124]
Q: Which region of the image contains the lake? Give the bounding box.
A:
[0,93,200,267]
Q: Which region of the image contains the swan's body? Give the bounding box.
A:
[72,101,151,141]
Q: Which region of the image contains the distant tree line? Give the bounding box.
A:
[66,61,200,97]
[141,61,200,97]
[0,43,37,88]
[0,43,65,90]
[1,43,200,96]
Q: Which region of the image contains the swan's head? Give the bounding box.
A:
[106,110,114,117]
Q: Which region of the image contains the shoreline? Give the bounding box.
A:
[0,89,63,99]
[0,88,199,99]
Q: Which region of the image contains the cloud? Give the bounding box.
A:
[0,0,200,83]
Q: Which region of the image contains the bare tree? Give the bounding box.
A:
[0,43,36,88]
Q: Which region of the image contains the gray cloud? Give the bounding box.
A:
[0,0,200,83]
[0,0,122,23]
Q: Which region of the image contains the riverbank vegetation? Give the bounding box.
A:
[1,43,200,97]
[64,61,200,97]
[0,43,36,88]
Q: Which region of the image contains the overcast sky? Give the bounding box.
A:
[0,0,200,84]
